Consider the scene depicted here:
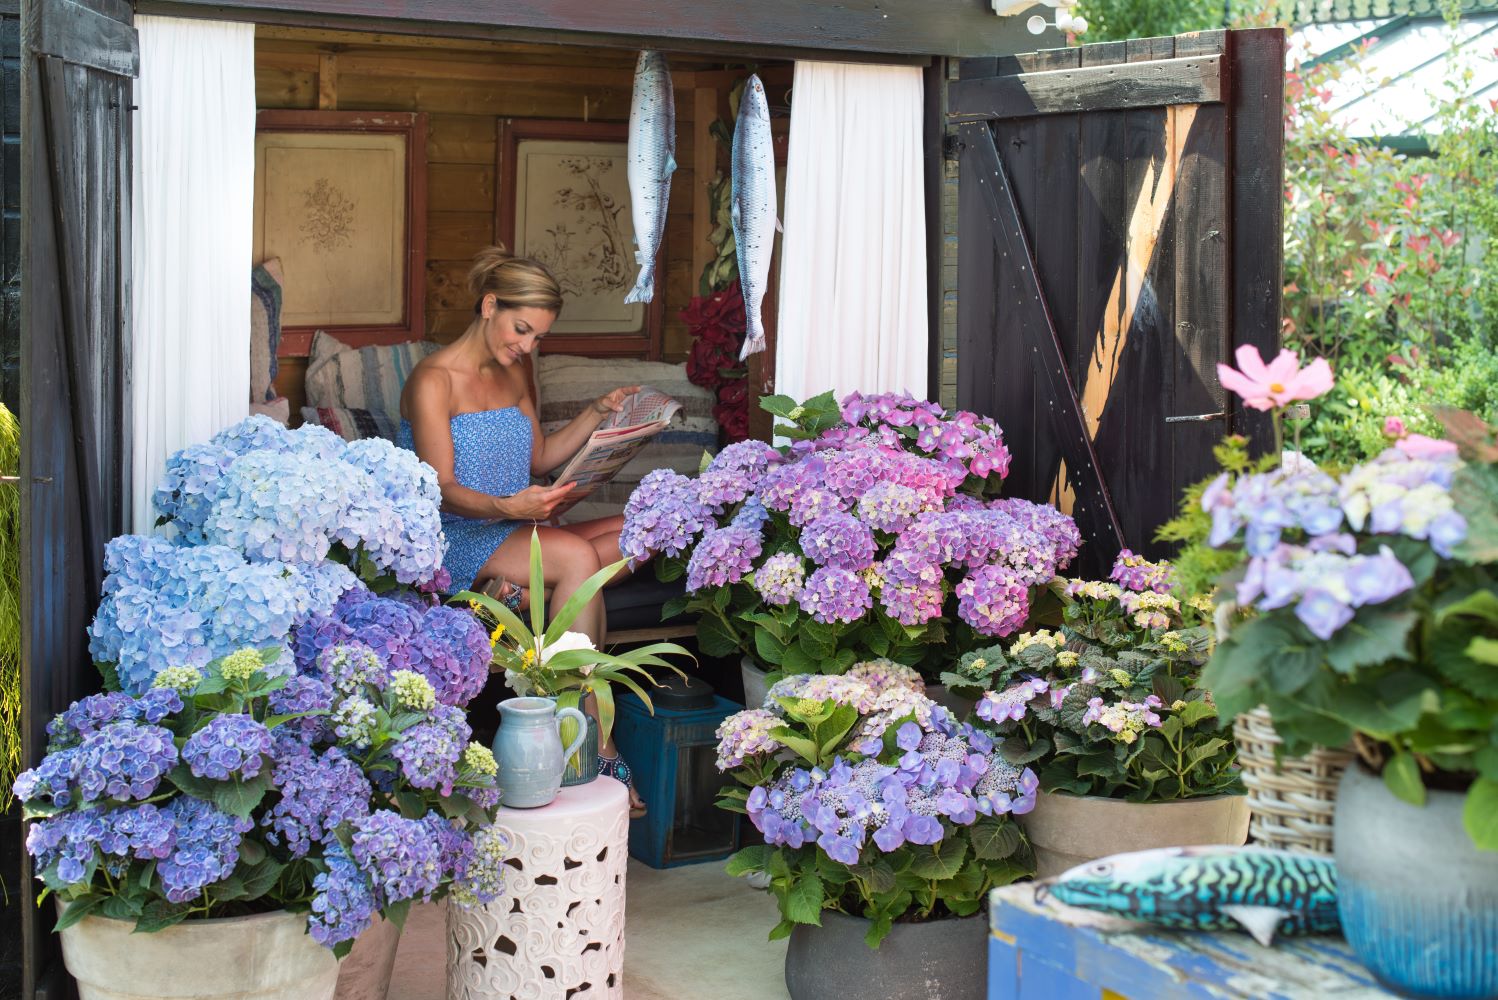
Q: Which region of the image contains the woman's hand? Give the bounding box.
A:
[592,385,643,416]
[498,483,578,521]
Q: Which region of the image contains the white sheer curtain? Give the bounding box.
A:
[774,62,928,406]
[130,16,256,534]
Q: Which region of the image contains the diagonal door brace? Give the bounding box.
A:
[957,121,1125,554]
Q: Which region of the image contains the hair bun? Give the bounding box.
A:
[467,245,518,299]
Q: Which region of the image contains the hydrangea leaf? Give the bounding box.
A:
[695,614,740,658]
[212,770,274,820]
[969,816,1022,861]
[1466,779,1498,851]
[785,874,824,925]
[1324,611,1417,674]
[1382,752,1426,807]
[908,838,968,881]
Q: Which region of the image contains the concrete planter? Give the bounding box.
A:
[1019,790,1250,879]
[60,907,339,1000]
[741,656,771,708]
[334,915,403,1000]
[1336,763,1498,998]
[784,909,986,1000]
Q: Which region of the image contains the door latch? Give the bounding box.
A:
[1164,412,1227,424]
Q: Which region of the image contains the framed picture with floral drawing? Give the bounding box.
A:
[253,110,428,357]
[495,119,665,360]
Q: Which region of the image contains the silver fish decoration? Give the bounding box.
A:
[731,73,778,360]
[1037,846,1340,946]
[624,50,676,305]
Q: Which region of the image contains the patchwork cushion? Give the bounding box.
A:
[300,405,400,443]
[249,259,284,404]
[535,354,718,524]
[303,331,438,419]
[250,396,291,426]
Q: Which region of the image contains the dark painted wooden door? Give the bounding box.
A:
[19,0,136,994]
[953,29,1284,576]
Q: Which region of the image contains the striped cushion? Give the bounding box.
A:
[535,354,718,523]
[249,259,283,404]
[303,331,438,419]
[301,406,399,443]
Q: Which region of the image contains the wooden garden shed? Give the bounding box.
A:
[13,0,1284,994]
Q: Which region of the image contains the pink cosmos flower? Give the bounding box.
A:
[1217,346,1334,411]
[1395,434,1458,459]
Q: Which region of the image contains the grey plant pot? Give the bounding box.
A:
[784,909,986,1000]
[334,915,403,1000]
[1335,762,1498,998]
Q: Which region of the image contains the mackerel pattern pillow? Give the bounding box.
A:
[535,354,718,522]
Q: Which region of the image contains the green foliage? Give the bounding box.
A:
[1282,34,1498,371]
[0,404,18,809]
[1071,0,1220,43]
[463,530,693,749]
[1155,435,1276,597]
[978,583,1239,802]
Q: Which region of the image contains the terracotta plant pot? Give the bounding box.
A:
[1018,790,1250,878]
[60,908,339,1000]
[1336,763,1498,998]
[784,909,986,1000]
[334,915,403,1000]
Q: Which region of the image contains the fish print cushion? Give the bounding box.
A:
[1039,846,1340,945]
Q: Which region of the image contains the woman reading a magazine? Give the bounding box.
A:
[398,245,646,811]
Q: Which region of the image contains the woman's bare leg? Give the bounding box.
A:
[558,514,629,584]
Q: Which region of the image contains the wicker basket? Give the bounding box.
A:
[1233,706,1354,856]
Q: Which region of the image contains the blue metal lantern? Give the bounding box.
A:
[612,678,743,869]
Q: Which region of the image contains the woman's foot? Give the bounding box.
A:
[599,752,647,818]
[477,574,523,612]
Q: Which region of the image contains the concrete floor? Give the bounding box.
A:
[389,859,790,1000]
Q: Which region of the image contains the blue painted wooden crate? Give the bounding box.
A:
[987,884,1396,1000]
[612,692,743,869]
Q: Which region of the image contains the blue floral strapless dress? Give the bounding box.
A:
[397,406,534,592]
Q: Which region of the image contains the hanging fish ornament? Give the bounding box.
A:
[624,50,675,304]
[1037,846,1340,946]
[731,73,779,360]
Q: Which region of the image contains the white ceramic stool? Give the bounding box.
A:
[446,779,629,1000]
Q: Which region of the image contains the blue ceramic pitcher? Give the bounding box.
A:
[493,697,588,808]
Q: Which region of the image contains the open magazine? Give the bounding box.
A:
[545,386,682,519]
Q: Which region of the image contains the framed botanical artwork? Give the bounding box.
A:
[253,110,428,357]
[495,119,665,360]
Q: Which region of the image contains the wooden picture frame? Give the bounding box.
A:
[254,110,428,357]
[495,118,665,360]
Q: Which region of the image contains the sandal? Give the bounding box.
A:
[599,752,647,819]
[477,575,523,612]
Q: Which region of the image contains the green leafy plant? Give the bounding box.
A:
[971,563,1239,802]
[0,404,18,809]
[464,529,692,753]
[714,670,1034,946]
[1202,409,1498,849]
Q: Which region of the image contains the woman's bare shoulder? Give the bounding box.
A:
[402,355,455,418]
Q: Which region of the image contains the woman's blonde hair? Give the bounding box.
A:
[468,245,563,315]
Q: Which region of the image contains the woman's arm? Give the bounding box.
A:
[406,366,575,521]
[517,358,640,476]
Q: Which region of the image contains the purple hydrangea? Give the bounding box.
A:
[404,606,492,707]
[309,845,378,947]
[1237,540,1417,640]
[351,810,444,905]
[338,599,423,670]
[708,440,780,479]
[268,674,335,743]
[13,747,82,808]
[293,613,356,672]
[1110,550,1176,594]
[620,469,711,563]
[182,715,274,781]
[798,567,873,624]
[686,525,765,591]
[75,723,179,803]
[955,565,1030,637]
[265,746,372,857]
[697,467,757,514]
[857,481,929,534]
[976,678,1049,723]
[800,513,877,571]
[157,797,254,903]
[26,804,178,885]
[44,689,182,750]
[390,705,472,796]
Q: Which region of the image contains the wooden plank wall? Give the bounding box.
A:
[256,29,779,410]
[955,31,1284,570]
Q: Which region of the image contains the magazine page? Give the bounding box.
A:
[544,385,681,518]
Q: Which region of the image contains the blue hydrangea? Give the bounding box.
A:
[293,613,356,673]
[319,642,389,693]
[337,598,422,669]
[13,747,83,808]
[44,689,181,749]
[75,722,178,803]
[310,846,378,947]
[182,715,274,781]
[268,674,335,744]
[265,746,372,858]
[620,469,711,563]
[450,823,510,907]
[157,797,253,903]
[26,805,177,885]
[350,810,444,905]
